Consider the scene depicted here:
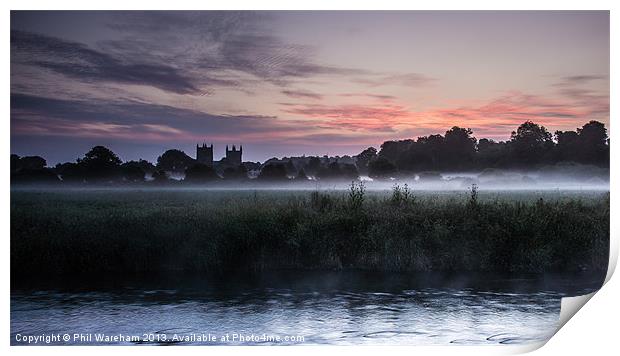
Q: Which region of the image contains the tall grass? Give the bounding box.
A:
[11,188,609,278]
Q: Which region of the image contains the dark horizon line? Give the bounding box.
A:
[10,119,609,167]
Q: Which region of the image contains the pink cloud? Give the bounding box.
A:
[281,103,413,132]
[278,87,609,143]
[413,90,608,140]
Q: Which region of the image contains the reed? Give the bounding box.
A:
[11,188,609,277]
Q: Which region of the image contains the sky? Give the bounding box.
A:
[10,11,609,165]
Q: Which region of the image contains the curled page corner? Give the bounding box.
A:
[557,292,596,332]
[552,248,616,341]
[604,234,619,285]
[511,293,599,355]
[501,292,599,355]
[552,242,617,340]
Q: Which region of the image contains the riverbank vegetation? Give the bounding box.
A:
[11,186,609,278]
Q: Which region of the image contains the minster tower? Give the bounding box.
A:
[196,143,214,166]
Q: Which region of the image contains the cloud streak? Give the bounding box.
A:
[281,89,323,100]
[11,93,307,143]
[552,75,609,115]
[12,12,439,98]
[338,93,397,102]
[354,73,436,88]
[99,12,381,89]
[11,30,202,94]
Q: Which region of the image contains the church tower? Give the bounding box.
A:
[196,143,214,166]
[225,144,242,166]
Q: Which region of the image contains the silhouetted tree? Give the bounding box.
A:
[296,168,308,181]
[10,154,21,172]
[83,146,121,165]
[340,163,360,180]
[317,162,359,180]
[16,155,47,170]
[477,138,495,152]
[317,162,340,180]
[10,154,58,184]
[443,126,476,169]
[11,167,59,184]
[577,120,609,165]
[304,156,322,176]
[123,159,155,175]
[151,170,169,183]
[120,163,146,183]
[476,139,510,168]
[223,165,248,180]
[284,160,297,176]
[11,153,42,170]
[400,134,445,171]
[55,162,84,183]
[156,149,195,173]
[69,145,123,183]
[554,130,580,162]
[368,157,397,179]
[378,139,413,164]
[184,164,219,183]
[510,121,553,166]
[258,163,288,181]
[355,147,377,174]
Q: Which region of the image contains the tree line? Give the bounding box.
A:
[363,120,609,178]
[10,120,609,185]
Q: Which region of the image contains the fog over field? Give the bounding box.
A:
[13,170,608,192]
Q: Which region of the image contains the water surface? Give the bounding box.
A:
[11,271,602,346]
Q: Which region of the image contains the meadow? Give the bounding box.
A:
[11,185,609,278]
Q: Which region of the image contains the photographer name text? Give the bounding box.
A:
[14,332,305,345]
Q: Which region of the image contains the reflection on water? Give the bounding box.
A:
[11,271,603,345]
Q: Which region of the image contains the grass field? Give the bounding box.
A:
[11,186,610,278]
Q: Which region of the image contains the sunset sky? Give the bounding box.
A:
[10,11,609,164]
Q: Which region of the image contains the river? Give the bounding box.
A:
[11,271,603,346]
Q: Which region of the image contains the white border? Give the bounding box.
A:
[3,1,617,355]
